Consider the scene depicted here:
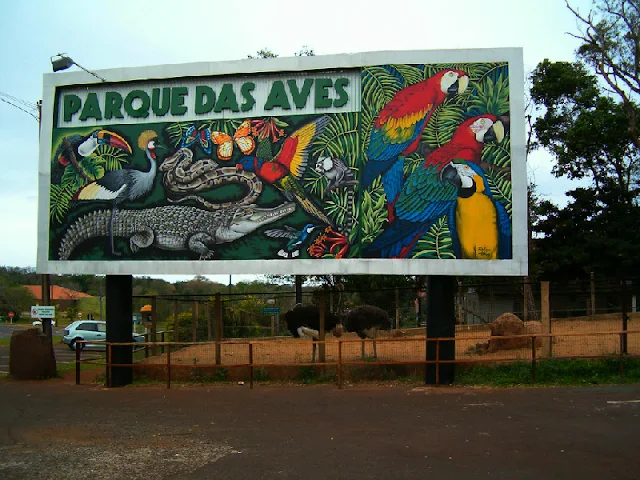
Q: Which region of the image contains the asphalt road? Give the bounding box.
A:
[0,323,66,339]
[0,380,639,479]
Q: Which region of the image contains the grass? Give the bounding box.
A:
[455,358,640,387]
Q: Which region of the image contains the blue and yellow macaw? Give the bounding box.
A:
[366,160,511,260]
[361,69,469,222]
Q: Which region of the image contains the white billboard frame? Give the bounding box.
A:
[38,48,527,277]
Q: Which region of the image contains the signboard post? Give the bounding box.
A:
[38,48,527,387]
[30,306,55,318]
[8,311,15,324]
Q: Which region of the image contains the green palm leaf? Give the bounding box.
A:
[391,64,425,86]
[482,134,511,168]
[468,69,510,116]
[422,102,467,148]
[312,113,359,169]
[92,145,129,172]
[413,216,456,259]
[165,122,191,147]
[486,169,513,217]
[49,183,75,224]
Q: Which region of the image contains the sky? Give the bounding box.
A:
[0,0,593,283]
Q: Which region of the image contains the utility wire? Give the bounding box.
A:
[0,96,39,122]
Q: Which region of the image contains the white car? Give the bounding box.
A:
[32,319,56,327]
[63,320,145,350]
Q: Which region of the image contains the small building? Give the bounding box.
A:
[22,285,93,312]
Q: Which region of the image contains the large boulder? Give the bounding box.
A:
[524,321,543,348]
[9,328,57,380]
[488,313,528,352]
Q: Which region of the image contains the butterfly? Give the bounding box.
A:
[211,119,256,161]
[181,125,212,155]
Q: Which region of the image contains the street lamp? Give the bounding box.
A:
[50,53,107,82]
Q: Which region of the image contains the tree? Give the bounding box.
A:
[567,0,640,149]
[529,4,640,280]
[530,60,638,198]
[0,276,36,321]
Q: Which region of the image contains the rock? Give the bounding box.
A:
[9,328,57,380]
[488,313,529,352]
[524,321,543,347]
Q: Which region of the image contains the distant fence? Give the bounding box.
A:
[75,326,640,388]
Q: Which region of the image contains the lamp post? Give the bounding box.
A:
[50,53,107,82]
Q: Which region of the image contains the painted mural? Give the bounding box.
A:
[48,62,512,262]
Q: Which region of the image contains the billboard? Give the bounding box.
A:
[38,49,527,276]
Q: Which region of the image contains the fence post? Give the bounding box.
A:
[151,296,157,356]
[207,301,212,341]
[590,271,596,320]
[215,293,222,365]
[620,333,625,380]
[541,281,551,358]
[318,290,326,363]
[192,300,198,343]
[531,336,537,383]
[173,299,179,343]
[108,343,113,388]
[338,340,343,389]
[435,338,440,386]
[75,344,81,385]
[167,344,171,390]
[249,342,254,389]
[395,288,400,330]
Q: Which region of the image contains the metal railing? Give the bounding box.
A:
[74,329,640,389]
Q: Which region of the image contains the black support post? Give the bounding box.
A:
[295,275,303,305]
[106,275,133,387]
[426,276,456,385]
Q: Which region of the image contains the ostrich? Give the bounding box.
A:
[343,305,392,359]
[72,130,160,255]
[284,304,343,362]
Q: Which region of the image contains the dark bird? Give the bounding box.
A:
[343,305,392,359]
[264,223,318,258]
[52,129,132,183]
[72,130,161,256]
[284,304,343,363]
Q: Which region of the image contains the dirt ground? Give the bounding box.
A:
[139,314,640,374]
[1,379,640,479]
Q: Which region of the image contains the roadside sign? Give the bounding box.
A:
[8,311,14,319]
[31,306,55,318]
[263,307,280,315]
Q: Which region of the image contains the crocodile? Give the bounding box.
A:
[58,203,296,260]
[160,147,263,210]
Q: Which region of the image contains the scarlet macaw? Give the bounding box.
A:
[362,69,470,221]
[366,115,507,258]
[236,116,334,227]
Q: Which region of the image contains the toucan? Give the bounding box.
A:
[52,129,132,183]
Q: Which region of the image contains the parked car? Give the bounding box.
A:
[32,319,56,327]
[63,320,145,351]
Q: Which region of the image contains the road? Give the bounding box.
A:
[0,380,639,479]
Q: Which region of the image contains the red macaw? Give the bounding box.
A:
[362,69,469,222]
[423,114,505,169]
[366,115,506,259]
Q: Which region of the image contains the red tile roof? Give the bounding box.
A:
[23,285,93,301]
